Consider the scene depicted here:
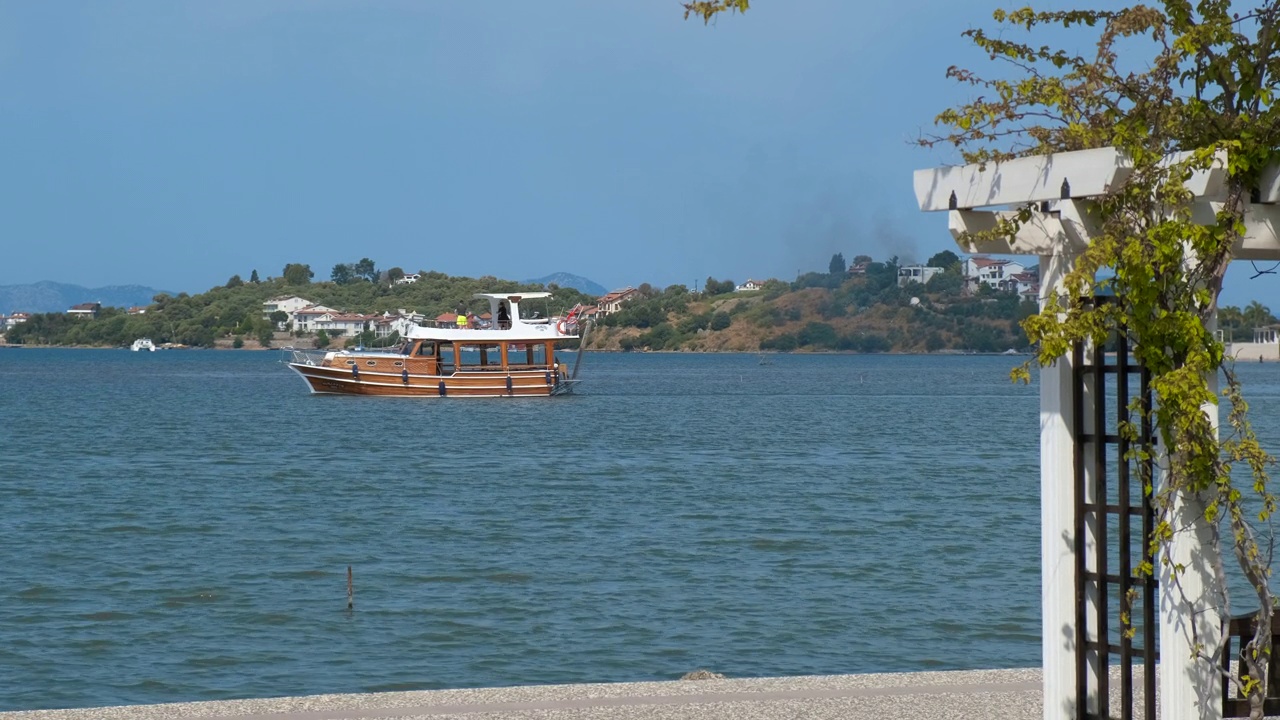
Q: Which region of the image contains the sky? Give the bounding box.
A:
[0,1,1275,309]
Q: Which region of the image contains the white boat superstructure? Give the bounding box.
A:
[131,338,156,352]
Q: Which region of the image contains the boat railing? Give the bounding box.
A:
[283,348,327,366]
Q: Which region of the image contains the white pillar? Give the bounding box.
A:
[1040,250,1077,720]
[1159,308,1223,720]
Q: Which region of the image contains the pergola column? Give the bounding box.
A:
[1039,248,1078,720]
[1159,298,1223,720]
[1159,464,1224,720]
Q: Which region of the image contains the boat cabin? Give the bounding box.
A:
[399,338,562,375]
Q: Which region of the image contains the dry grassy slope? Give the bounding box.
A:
[583,283,1024,353]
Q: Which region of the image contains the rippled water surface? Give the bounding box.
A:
[3,349,1279,710]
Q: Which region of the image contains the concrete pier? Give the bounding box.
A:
[1226,341,1280,362]
[0,668,1146,720]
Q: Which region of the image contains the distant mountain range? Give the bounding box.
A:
[0,282,171,314]
[524,272,608,297]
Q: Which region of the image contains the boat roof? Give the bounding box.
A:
[473,292,552,300]
[406,324,575,342]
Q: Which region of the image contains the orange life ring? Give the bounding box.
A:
[556,319,568,334]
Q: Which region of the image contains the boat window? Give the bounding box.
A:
[505,342,548,368]
[416,341,436,357]
[439,343,455,371]
[393,361,404,367]
[518,298,549,323]
[366,360,377,366]
[456,344,502,369]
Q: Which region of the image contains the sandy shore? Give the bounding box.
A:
[0,668,1062,720]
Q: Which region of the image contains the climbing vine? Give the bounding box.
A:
[682,0,750,24]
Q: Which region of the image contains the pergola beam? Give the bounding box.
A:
[914,147,1249,212]
[949,200,1280,262]
[948,200,1097,256]
[914,148,1129,212]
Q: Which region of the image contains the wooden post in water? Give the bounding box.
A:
[347,565,353,610]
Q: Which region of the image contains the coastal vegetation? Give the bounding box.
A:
[5,254,1280,355]
[589,254,1038,353]
[1,266,590,349]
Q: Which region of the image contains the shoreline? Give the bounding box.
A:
[0,668,1054,720]
[0,343,1032,357]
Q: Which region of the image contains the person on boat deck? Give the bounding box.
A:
[456,312,468,329]
[497,302,511,330]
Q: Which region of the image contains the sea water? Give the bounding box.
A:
[3,349,1279,711]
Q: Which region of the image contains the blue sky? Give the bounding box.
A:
[1,1,1275,308]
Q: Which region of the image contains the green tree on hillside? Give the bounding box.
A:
[283,263,313,285]
[225,275,243,288]
[828,252,846,275]
[925,271,963,296]
[354,258,378,282]
[250,269,259,283]
[703,277,735,296]
[927,250,960,270]
[331,263,355,285]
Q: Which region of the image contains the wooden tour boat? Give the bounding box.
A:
[285,292,590,397]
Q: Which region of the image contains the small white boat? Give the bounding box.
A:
[131,338,156,352]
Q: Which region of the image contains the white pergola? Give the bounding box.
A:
[914,147,1280,720]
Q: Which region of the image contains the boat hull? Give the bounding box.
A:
[288,363,568,397]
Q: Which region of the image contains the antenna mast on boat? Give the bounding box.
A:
[571,319,592,380]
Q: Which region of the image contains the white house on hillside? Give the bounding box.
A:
[262,296,314,323]
[67,302,101,319]
[394,273,422,285]
[735,279,766,292]
[1009,271,1039,296]
[962,257,1027,291]
[372,310,425,338]
[312,312,378,337]
[597,287,639,316]
[897,265,943,287]
[290,305,339,333]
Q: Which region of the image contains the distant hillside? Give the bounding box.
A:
[525,272,607,297]
[0,281,170,314]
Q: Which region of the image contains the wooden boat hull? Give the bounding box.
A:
[288,362,568,397]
